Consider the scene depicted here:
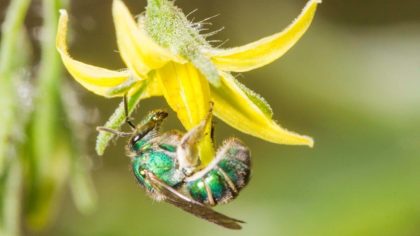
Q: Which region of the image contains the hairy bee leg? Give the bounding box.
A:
[185,138,250,182]
[96,126,132,137]
[185,138,251,205]
[177,103,214,174]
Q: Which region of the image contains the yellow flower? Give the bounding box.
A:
[56,0,320,164]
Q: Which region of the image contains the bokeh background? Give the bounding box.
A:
[1,0,420,235]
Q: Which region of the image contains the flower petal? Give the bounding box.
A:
[140,75,163,99]
[211,72,314,147]
[56,10,137,97]
[112,0,185,77]
[207,0,320,72]
[155,62,215,164]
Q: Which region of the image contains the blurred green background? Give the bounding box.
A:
[1,0,420,235]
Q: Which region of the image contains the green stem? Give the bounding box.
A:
[0,0,31,175]
[95,79,150,155]
[26,0,64,229]
[0,0,31,77]
[0,159,23,236]
[0,1,30,234]
[0,0,30,235]
[33,0,62,167]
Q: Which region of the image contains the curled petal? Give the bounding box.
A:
[103,72,162,98]
[211,72,314,147]
[112,0,185,77]
[155,63,214,164]
[56,10,137,97]
[207,0,320,72]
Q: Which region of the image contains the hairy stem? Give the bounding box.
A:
[147,0,163,8]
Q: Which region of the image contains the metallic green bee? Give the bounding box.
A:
[98,98,251,229]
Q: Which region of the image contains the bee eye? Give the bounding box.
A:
[152,111,168,121]
[132,135,141,143]
[130,134,143,149]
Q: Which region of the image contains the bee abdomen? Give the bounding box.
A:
[218,139,251,192]
[187,138,251,206]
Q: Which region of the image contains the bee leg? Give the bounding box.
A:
[185,139,250,184]
[96,126,132,137]
[123,94,136,130]
[177,103,214,175]
[185,138,251,205]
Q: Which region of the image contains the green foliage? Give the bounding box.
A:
[95,80,150,156]
[0,0,96,235]
[234,78,274,118]
[42,1,420,235]
[145,0,220,86]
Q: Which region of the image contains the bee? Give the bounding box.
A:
[98,97,251,229]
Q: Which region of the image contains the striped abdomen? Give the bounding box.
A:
[186,138,251,206]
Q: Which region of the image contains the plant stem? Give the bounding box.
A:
[33,0,62,172]
[0,159,23,236]
[0,0,31,175]
[0,0,31,78]
[0,0,31,235]
[26,0,64,229]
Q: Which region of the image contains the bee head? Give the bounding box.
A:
[149,110,168,123]
[138,109,168,127]
[129,110,168,152]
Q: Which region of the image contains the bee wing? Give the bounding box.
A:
[146,171,244,230]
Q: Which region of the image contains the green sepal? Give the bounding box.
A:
[233,77,274,118]
[95,80,150,156]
